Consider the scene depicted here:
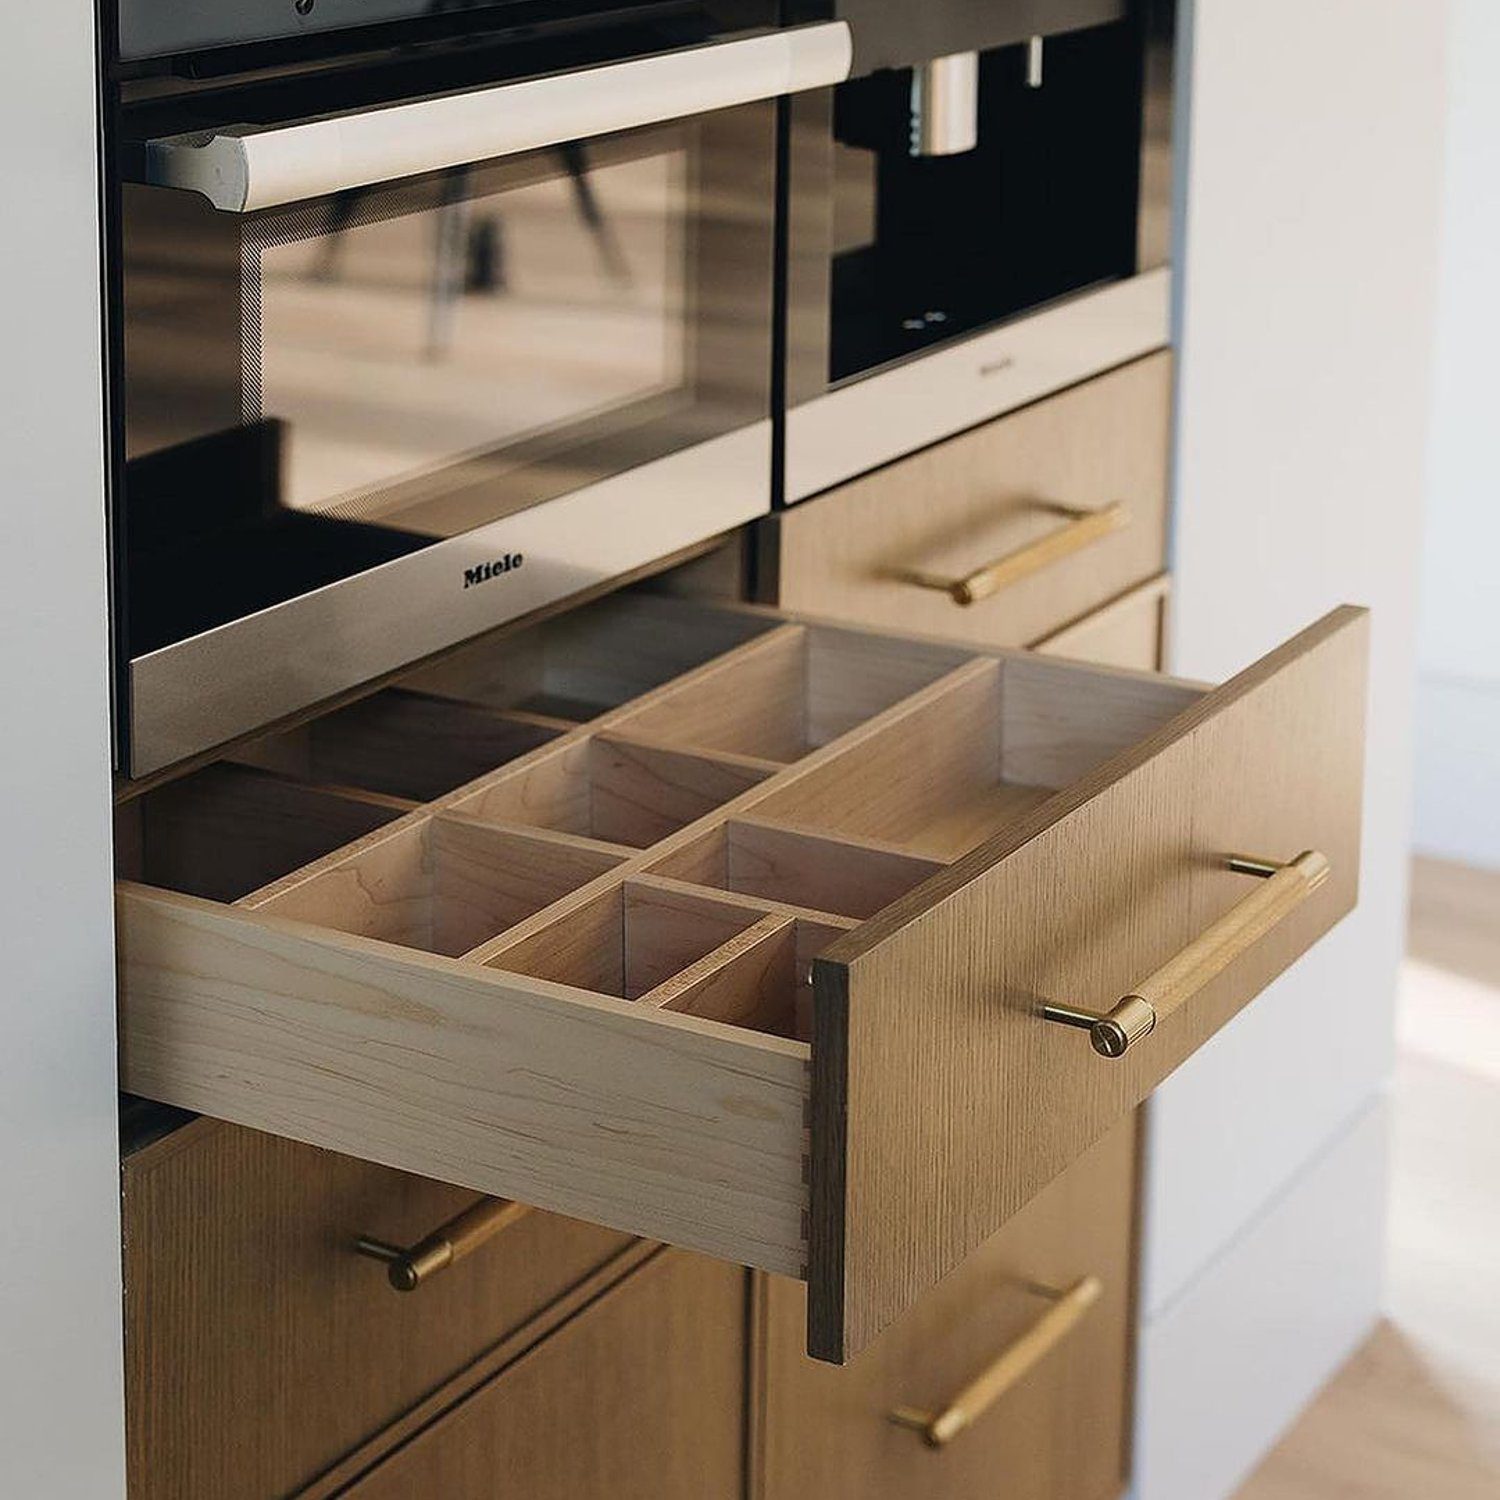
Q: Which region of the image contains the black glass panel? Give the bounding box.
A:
[827,22,1142,384]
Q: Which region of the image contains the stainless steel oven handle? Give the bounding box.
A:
[134,22,853,213]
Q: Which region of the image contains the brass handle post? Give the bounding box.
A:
[890,1276,1102,1447]
[1043,850,1330,1058]
[901,501,1128,606]
[355,1196,531,1291]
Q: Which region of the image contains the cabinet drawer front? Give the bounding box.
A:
[341,1251,746,1500]
[763,1118,1136,1500]
[115,592,1365,1367]
[797,608,1366,1360]
[1035,574,1169,672]
[772,353,1171,648]
[122,1121,636,1500]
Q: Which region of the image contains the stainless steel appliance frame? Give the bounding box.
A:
[114,22,852,776]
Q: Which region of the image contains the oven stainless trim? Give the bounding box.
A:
[783,268,1171,503]
[137,23,854,213]
[128,421,772,774]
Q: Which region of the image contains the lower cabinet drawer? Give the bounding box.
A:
[122,1120,637,1500]
[339,1250,747,1500]
[1035,575,1170,673]
[760,1117,1137,1500]
[115,590,1367,1364]
[767,354,1172,650]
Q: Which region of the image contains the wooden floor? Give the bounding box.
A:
[1233,857,1500,1499]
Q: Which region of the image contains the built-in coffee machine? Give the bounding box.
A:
[780,0,1175,501]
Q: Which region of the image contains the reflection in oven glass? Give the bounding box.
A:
[252,149,686,531]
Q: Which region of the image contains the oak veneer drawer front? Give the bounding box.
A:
[762,1119,1137,1500]
[122,1120,636,1500]
[771,353,1171,649]
[114,592,1367,1365]
[1035,575,1170,673]
[340,1251,746,1500]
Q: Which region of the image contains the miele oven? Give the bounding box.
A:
[779,0,1176,502]
[107,2,851,775]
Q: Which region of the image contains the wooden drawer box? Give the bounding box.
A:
[338,1251,747,1499]
[761,1117,1137,1500]
[115,590,1367,1364]
[766,353,1172,650]
[121,1118,638,1499]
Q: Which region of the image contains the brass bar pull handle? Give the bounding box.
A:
[1043,850,1331,1058]
[890,1276,1102,1448]
[355,1197,531,1291]
[902,501,1128,606]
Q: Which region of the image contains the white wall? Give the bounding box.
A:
[1414,0,1500,872]
[1137,2,1448,1496]
[0,6,127,1495]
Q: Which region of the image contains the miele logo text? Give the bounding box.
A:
[463,553,525,589]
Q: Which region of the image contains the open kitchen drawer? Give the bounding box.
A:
[114,592,1367,1363]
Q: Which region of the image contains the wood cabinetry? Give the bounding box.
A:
[339,1250,747,1500]
[759,1119,1137,1500]
[116,590,1366,1365]
[765,354,1172,651]
[122,1120,638,1499]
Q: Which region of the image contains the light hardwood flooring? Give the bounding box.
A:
[1233,857,1500,1499]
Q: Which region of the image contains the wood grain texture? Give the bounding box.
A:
[771,353,1172,649]
[1035,574,1170,672]
[341,1251,747,1500]
[806,608,1369,1361]
[647,819,946,921]
[252,814,624,957]
[117,883,812,1276]
[122,1119,639,1500]
[761,1119,1136,1500]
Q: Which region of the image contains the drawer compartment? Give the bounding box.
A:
[768,353,1172,649]
[762,1117,1137,1500]
[116,594,1367,1363]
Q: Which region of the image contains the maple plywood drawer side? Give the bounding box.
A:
[114,591,1368,1364]
[766,354,1172,650]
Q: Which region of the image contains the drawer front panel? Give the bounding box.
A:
[115,592,1366,1367]
[1035,575,1169,672]
[762,1118,1135,1500]
[122,1121,636,1500]
[802,607,1367,1360]
[772,353,1171,648]
[342,1251,746,1500]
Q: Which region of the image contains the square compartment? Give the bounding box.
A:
[251,815,624,957]
[236,688,562,803]
[610,624,970,762]
[447,734,774,849]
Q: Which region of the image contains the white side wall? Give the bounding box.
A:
[1137,2,1447,1497]
[0,7,126,1495]
[1414,0,1500,872]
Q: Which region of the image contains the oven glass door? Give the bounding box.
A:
[121,105,775,660]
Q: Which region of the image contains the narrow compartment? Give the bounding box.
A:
[610,624,972,762]
[648,820,946,920]
[114,763,406,903]
[484,881,769,1000]
[750,656,1205,860]
[639,915,847,1041]
[447,734,773,849]
[249,814,625,957]
[400,592,777,722]
[234,688,562,803]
